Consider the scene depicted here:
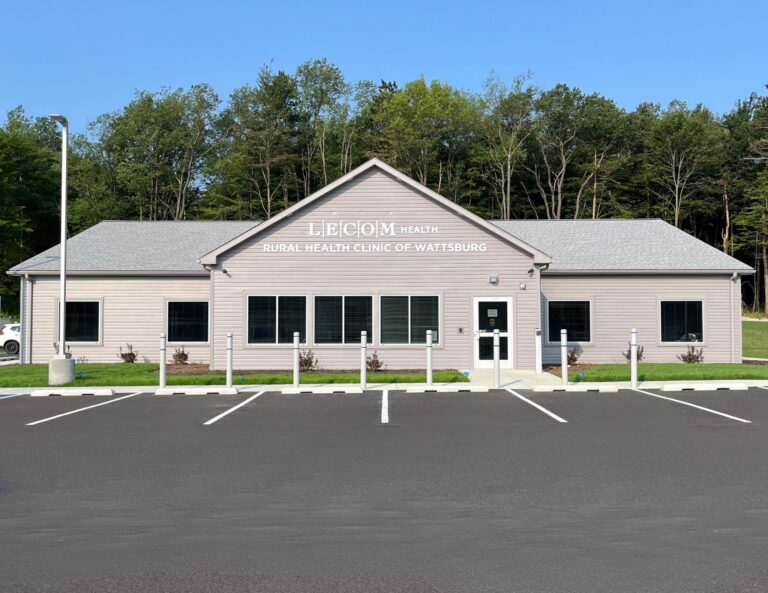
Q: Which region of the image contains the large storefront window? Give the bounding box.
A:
[65,301,100,342]
[548,301,591,342]
[381,296,439,344]
[661,301,703,342]
[248,296,306,344]
[168,301,208,343]
[315,296,372,344]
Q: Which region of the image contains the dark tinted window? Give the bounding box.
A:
[661,301,703,342]
[411,296,439,343]
[168,302,208,343]
[278,296,306,343]
[315,296,343,344]
[381,296,409,344]
[548,301,590,342]
[65,301,99,342]
[478,301,508,332]
[344,297,372,343]
[248,296,276,343]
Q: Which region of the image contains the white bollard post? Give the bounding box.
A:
[360,330,367,390]
[560,329,568,386]
[293,331,300,388]
[426,329,433,387]
[226,332,233,389]
[159,333,167,389]
[630,327,638,388]
[493,328,501,389]
[534,328,543,374]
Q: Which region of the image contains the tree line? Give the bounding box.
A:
[1,59,767,314]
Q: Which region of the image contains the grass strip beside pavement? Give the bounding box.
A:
[0,363,468,388]
[743,320,768,359]
[561,363,768,383]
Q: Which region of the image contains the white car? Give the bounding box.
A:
[0,324,20,356]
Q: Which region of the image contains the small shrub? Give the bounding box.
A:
[367,350,384,373]
[567,347,579,366]
[173,346,189,365]
[677,345,704,364]
[299,349,319,372]
[118,343,139,363]
[621,342,645,363]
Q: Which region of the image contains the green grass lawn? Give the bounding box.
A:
[563,363,768,383]
[743,320,768,359]
[0,363,468,388]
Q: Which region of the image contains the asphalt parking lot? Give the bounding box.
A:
[2,387,768,593]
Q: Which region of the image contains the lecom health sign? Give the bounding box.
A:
[262,220,488,254]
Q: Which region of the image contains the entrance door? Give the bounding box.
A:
[473,297,513,369]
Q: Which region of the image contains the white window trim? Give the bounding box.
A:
[55,298,104,346]
[544,298,594,345]
[244,294,308,347]
[312,295,375,347]
[165,299,210,345]
[657,297,707,347]
[379,294,442,347]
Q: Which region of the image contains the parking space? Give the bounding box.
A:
[2,387,768,593]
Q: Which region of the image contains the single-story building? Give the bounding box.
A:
[8,158,753,370]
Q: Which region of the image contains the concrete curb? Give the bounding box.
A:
[31,388,114,397]
[659,382,750,392]
[533,384,618,393]
[282,386,364,394]
[406,385,489,393]
[155,387,238,396]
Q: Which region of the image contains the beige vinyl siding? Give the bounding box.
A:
[211,168,538,370]
[28,276,211,364]
[541,274,741,364]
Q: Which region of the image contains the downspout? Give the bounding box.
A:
[27,275,33,364]
[206,265,215,370]
[730,273,737,363]
[19,275,25,365]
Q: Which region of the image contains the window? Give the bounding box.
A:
[248,296,306,344]
[548,301,590,342]
[65,301,99,342]
[661,301,703,342]
[381,296,439,344]
[314,296,372,344]
[168,302,208,343]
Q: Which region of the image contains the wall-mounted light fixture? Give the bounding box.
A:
[519,282,527,290]
[489,272,499,285]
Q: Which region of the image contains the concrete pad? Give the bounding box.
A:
[533,384,618,393]
[30,388,114,397]
[155,387,238,396]
[660,382,750,392]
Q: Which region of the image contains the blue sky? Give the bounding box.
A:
[2,0,765,132]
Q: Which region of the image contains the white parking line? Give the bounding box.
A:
[631,388,752,424]
[203,391,264,426]
[381,389,389,424]
[0,394,21,400]
[26,392,142,426]
[506,389,568,423]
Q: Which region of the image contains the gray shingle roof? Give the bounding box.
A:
[9,217,752,275]
[491,219,753,272]
[9,221,259,273]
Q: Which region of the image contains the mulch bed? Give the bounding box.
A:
[162,364,427,376]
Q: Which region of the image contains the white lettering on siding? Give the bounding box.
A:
[262,221,487,255]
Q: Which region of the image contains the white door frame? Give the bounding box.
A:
[472,296,514,369]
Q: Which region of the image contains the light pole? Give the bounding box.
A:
[48,114,75,385]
